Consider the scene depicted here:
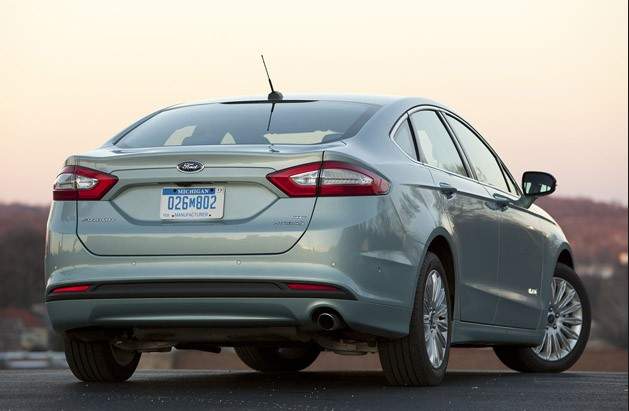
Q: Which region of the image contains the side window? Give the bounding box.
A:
[410,111,467,176]
[392,119,417,160]
[446,115,510,192]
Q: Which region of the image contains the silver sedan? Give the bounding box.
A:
[45,94,590,385]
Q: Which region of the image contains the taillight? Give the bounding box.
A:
[267,161,389,197]
[266,162,321,197]
[53,166,118,201]
[51,284,91,293]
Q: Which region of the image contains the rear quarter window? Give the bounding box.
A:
[392,120,418,160]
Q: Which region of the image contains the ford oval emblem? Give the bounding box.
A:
[177,161,204,173]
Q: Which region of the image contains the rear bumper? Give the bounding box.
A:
[45,196,425,338]
[46,297,409,338]
[45,280,355,302]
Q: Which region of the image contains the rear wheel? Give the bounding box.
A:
[235,344,320,372]
[494,263,591,372]
[64,335,141,382]
[378,252,452,386]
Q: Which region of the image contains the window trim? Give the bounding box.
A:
[388,104,522,198]
[499,159,522,197]
[390,106,473,178]
[409,109,471,178]
[442,112,521,197]
[405,117,422,161]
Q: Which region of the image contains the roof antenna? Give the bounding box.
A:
[261,54,283,101]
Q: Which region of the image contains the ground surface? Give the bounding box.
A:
[153,347,629,372]
[0,370,626,410]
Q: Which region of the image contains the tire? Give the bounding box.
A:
[378,251,452,386]
[235,344,320,372]
[494,263,591,373]
[64,335,141,382]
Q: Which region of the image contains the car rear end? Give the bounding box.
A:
[45,99,416,351]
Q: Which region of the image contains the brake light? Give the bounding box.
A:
[267,161,389,197]
[53,166,118,201]
[51,284,91,293]
[266,162,320,197]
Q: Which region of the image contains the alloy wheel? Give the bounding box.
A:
[533,277,583,361]
[423,269,449,368]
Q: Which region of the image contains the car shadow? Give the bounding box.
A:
[59,369,592,393]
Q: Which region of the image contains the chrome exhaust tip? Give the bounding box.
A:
[317,312,342,331]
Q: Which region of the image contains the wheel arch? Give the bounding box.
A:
[419,228,459,318]
[556,245,575,269]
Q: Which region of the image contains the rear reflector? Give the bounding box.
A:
[53,166,118,201]
[267,161,389,197]
[51,284,91,293]
[286,283,341,292]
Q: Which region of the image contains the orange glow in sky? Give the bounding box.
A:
[1,0,627,204]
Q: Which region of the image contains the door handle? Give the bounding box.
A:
[439,182,458,199]
[493,193,511,210]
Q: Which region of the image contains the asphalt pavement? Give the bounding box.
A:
[0,370,626,410]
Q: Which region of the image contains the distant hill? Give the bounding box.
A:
[537,197,628,264]
[0,203,49,236]
[0,203,49,309]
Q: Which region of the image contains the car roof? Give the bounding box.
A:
[171,94,446,110]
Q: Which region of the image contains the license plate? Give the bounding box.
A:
[160,187,224,220]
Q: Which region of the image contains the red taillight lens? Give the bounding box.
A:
[51,284,91,293]
[266,162,321,197]
[267,161,389,197]
[53,166,118,201]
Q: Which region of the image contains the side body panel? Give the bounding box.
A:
[320,142,441,313]
[377,100,573,346]
[436,109,557,332]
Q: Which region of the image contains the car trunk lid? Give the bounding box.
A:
[74,146,323,256]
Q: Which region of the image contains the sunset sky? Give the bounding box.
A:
[1,0,627,205]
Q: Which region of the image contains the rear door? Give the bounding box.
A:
[409,110,501,325]
[76,146,322,255]
[444,114,545,329]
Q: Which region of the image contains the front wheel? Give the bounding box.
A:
[494,263,591,372]
[378,251,452,386]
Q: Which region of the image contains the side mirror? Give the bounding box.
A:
[516,171,557,208]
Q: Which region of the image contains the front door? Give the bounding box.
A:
[489,189,547,329]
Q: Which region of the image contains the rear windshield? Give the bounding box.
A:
[115,101,380,148]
